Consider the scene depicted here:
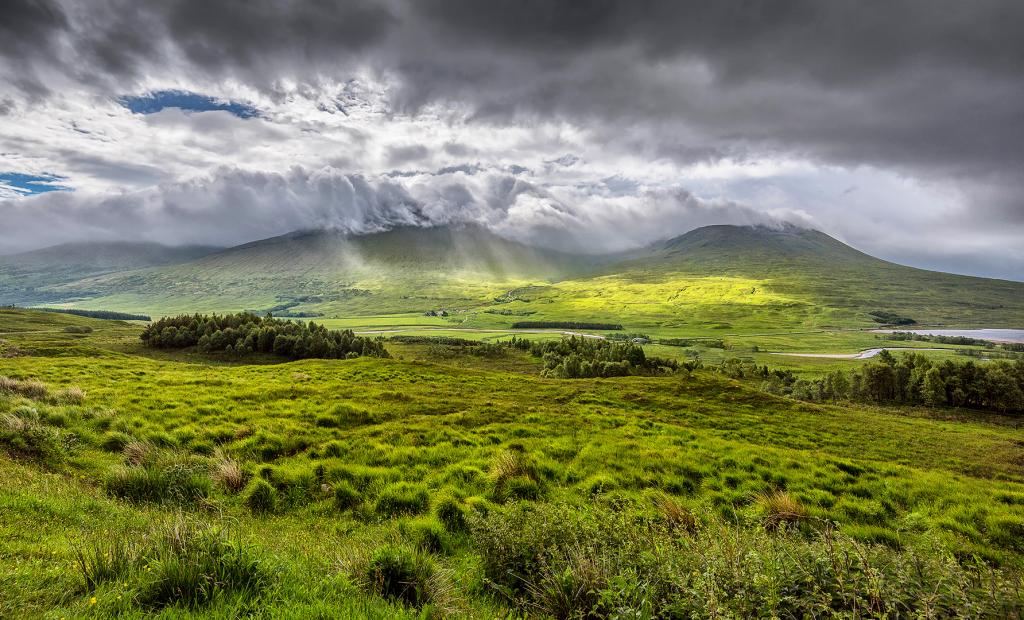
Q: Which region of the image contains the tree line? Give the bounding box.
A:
[506,335,677,378]
[510,321,623,331]
[721,350,1024,413]
[21,307,151,321]
[884,331,1024,352]
[141,313,388,360]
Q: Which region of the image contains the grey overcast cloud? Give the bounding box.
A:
[1,0,1022,279]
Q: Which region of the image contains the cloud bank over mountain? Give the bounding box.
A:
[1,0,1022,279]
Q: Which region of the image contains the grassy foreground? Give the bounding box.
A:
[2,309,1024,617]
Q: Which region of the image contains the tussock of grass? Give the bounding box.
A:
[375,482,430,517]
[211,450,247,493]
[490,450,543,502]
[0,376,49,400]
[54,386,86,405]
[75,519,275,611]
[755,490,810,530]
[104,451,211,505]
[434,493,469,534]
[332,480,362,512]
[353,544,452,611]
[652,493,699,534]
[0,405,72,464]
[122,440,153,466]
[242,478,277,514]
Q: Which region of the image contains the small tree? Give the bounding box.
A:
[922,367,946,407]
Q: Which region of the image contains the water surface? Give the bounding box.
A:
[872,328,1024,343]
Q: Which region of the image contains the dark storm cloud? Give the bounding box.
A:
[0,0,66,57]
[399,1,1024,174]
[5,0,1022,181]
[1,0,1022,274]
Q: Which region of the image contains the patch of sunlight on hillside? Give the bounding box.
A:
[548,274,803,312]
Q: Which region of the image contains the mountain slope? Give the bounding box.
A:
[475,225,1024,332]
[48,225,595,315]
[0,241,219,305]
[16,223,1024,330]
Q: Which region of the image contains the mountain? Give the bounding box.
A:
[9,223,1024,329]
[652,224,876,264]
[546,224,1024,330]
[0,241,219,305]
[43,225,596,315]
[193,224,592,278]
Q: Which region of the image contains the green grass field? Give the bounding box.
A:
[2,308,1024,617]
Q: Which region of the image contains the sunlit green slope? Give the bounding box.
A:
[470,225,1024,333]
[15,224,1024,331]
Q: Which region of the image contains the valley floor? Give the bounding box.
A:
[1,309,1023,617]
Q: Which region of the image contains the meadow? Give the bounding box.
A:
[2,307,1024,617]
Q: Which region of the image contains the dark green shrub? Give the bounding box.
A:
[469,502,1024,619]
[243,478,277,514]
[375,482,430,517]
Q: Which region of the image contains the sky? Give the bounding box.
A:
[0,1,1022,280]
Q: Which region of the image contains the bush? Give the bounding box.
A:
[63,325,93,334]
[243,478,277,514]
[375,482,430,517]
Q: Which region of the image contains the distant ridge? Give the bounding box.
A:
[0,241,220,305]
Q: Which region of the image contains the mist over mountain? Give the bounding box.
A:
[2,1,1023,279]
